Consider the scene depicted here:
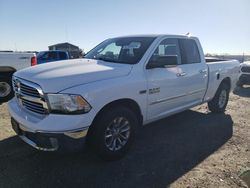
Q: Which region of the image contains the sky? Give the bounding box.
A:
[0,0,249,55]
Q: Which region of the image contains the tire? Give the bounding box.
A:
[88,106,139,160]
[0,75,14,103]
[208,83,230,113]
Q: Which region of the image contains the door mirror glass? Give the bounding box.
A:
[146,55,178,69]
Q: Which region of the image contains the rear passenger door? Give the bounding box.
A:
[177,38,208,105]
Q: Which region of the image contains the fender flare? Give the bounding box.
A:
[0,66,16,79]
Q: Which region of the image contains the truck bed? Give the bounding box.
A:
[205,57,228,63]
[203,59,240,102]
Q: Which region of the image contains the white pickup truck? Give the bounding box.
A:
[0,52,36,103]
[8,35,240,160]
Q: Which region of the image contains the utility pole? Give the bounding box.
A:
[242,52,245,63]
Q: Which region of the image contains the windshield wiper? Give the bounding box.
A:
[86,57,131,64]
[96,57,120,63]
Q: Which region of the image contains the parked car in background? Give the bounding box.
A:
[9,34,240,160]
[0,52,36,103]
[36,50,70,64]
[237,61,250,87]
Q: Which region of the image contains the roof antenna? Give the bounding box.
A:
[186,32,191,37]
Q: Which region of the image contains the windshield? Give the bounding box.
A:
[85,37,156,64]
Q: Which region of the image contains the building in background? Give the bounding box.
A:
[48,42,81,59]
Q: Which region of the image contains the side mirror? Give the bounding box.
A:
[146,55,178,69]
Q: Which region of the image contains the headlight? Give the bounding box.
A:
[47,94,91,114]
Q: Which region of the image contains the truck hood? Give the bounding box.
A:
[15,59,133,93]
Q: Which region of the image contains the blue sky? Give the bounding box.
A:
[0,0,249,54]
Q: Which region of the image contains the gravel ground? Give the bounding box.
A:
[0,86,249,188]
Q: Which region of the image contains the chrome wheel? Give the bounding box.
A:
[218,89,227,108]
[0,82,11,98]
[104,117,131,151]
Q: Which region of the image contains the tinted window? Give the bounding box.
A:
[179,39,201,64]
[149,38,181,64]
[59,52,67,60]
[37,52,48,59]
[48,52,57,59]
[85,37,156,64]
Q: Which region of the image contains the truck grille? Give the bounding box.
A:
[13,77,48,114]
[241,66,250,73]
[22,98,46,114]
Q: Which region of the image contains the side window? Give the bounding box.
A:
[48,52,57,60]
[150,38,181,64]
[59,52,67,60]
[179,39,201,64]
[41,52,49,60]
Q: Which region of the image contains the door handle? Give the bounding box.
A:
[199,69,208,74]
[176,72,186,77]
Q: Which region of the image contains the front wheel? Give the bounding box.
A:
[88,106,138,160]
[208,83,230,113]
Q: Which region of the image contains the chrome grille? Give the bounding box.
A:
[22,98,46,114]
[13,77,48,114]
[20,83,40,97]
[241,66,250,73]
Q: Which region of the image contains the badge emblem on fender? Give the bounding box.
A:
[149,87,160,94]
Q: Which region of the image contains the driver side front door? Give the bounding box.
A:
[146,38,186,121]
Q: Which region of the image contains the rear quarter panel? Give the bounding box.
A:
[204,60,240,102]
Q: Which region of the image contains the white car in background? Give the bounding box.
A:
[0,52,36,103]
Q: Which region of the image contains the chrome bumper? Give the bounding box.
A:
[19,135,59,151]
[11,118,89,151]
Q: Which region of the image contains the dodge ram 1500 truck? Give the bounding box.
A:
[8,35,240,160]
[0,52,36,103]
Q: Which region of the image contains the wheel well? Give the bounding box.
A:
[93,99,143,126]
[85,99,143,143]
[0,67,16,79]
[221,77,231,91]
[0,66,16,73]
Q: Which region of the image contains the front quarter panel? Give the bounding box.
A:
[61,74,147,125]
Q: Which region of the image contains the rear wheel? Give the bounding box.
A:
[208,83,230,113]
[88,106,138,160]
[0,75,14,103]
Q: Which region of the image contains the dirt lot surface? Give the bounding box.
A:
[0,87,249,188]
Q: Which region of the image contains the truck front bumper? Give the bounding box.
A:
[8,99,95,151]
[11,117,89,151]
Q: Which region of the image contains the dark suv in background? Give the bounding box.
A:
[36,50,70,65]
